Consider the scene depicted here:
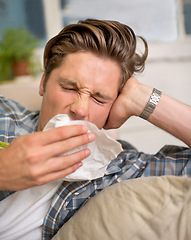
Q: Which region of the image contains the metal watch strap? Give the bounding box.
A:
[140,88,162,120]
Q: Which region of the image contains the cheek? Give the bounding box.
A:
[41,90,63,119]
[47,90,73,108]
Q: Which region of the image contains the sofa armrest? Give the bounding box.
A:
[0,79,42,110]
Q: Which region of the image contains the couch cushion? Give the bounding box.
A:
[52,176,191,240]
[1,80,42,110]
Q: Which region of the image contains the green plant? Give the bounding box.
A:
[0,28,40,81]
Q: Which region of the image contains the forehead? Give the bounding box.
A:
[57,52,121,93]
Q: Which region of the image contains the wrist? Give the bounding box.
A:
[127,81,153,117]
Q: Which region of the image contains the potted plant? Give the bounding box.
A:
[0,28,40,81]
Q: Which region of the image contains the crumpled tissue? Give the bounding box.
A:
[43,114,123,181]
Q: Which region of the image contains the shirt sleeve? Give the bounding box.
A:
[104,141,191,182]
[143,145,191,177]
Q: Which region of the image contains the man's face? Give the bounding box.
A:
[38,52,121,131]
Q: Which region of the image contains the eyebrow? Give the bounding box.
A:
[92,91,113,101]
[59,78,78,88]
[59,78,113,101]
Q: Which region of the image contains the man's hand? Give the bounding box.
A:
[104,77,150,129]
[104,76,191,147]
[0,125,95,191]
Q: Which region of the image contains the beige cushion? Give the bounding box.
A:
[53,176,191,240]
[0,79,42,110]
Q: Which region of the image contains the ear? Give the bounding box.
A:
[39,72,46,96]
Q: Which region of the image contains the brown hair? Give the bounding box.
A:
[43,19,148,91]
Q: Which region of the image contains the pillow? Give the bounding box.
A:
[52,176,191,240]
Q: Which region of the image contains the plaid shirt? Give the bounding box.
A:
[0,95,191,240]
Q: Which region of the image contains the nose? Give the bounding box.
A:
[70,94,89,120]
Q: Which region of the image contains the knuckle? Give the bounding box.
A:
[57,125,84,138]
[34,178,46,186]
[27,167,47,186]
[26,152,40,164]
[22,134,35,147]
[63,163,79,177]
[70,165,78,173]
[27,167,38,180]
[27,169,45,187]
[83,133,92,143]
[57,127,67,139]
[78,149,87,159]
[71,150,87,163]
[76,125,86,134]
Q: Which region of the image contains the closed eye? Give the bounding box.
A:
[92,96,106,105]
[60,85,77,92]
[65,87,76,91]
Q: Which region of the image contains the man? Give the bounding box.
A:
[0,19,190,239]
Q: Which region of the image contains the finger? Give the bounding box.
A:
[34,124,89,145]
[36,162,82,184]
[32,132,95,163]
[30,148,91,184]
[44,148,90,174]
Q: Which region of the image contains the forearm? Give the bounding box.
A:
[134,82,191,147]
[148,93,191,148]
[104,77,191,147]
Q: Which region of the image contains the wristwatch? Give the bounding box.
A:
[139,88,162,120]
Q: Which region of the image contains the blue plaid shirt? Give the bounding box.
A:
[0,95,191,240]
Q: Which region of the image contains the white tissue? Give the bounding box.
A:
[43,114,122,181]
